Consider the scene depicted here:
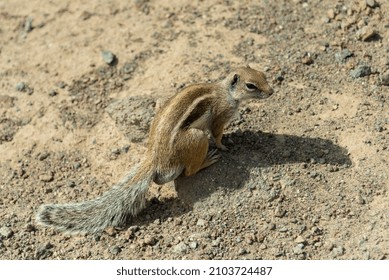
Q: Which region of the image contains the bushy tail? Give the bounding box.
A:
[35,165,153,234]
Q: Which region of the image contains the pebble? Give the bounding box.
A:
[276,72,284,82]
[350,65,371,78]
[302,56,314,65]
[335,49,353,63]
[144,235,156,246]
[309,171,319,178]
[356,194,365,205]
[0,226,13,238]
[38,151,50,161]
[49,90,58,97]
[293,244,305,254]
[128,225,139,233]
[356,26,378,41]
[294,236,306,244]
[238,248,247,255]
[274,206,286,218]
[15,82,33,94]
[173,242,188,254]
[57,81,67,89]
[36,242,53,259]
[327,9,335,19]
[331,246,345,257]
[196,218,206,226]
[110,246,121,255]
[212,237,221,247]
[15,82,26,92]
[379,73,389,86]
[101,50,116,65]
[278,227,288,232]
[365,0,377,8]
[189,241,198,249]
[24,17,33,33]
[39,172,54,182]
[104,227,117,236]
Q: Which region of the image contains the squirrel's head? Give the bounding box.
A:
[226,66,274,101]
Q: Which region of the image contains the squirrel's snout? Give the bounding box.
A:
[264,87,274,96]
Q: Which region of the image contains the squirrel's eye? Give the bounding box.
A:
[245,83,257,91]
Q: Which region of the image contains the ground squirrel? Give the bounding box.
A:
[36,66,274,234]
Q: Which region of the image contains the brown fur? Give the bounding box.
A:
[35,66,273,234]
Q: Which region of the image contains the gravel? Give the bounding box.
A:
[0,227,13,239]
[335,49,353,64]
[350,65,372,78]
[173,242,189,254]
[1,0,388,261]
[101,50,116,65]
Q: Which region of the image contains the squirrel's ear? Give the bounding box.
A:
[231,74,239,88]
[246,64,251,69]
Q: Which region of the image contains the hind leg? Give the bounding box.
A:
[181,128,220,177]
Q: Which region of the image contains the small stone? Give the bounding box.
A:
[276,73,284,82]
[101,50,116,65]
[356,26,378,41]
[110,246,121,255]
[35,242,53,259]
[238,248,247,255]
[73,162,81,170]
[0,226,13,238]
[121,145,130,153]
[57,81,67,89]
[212,237,221,247]
[350,65,371,78]
[365,0,377,8]
[301,54,314,65]
[275,206,286,217]
[104,227,117,236]
[335,49,353,63]
[356,194,365,205]
[15,82,26,92]
[268,223,276,230]
[309,171,319,178]
[174,218,182,226]
[278,227,288,232]
[49,90,58,97]
[293,244,305,254]
[144,235,156,246]
[327,9,335,19]
[295,235,306,244]
[39,172,54,182]
[379,73,389,86]
[173,242,189,254]
[196,218,206,226]
[122,62,137,74]
[331,246,345,257]
[189,241,198,249]
[24,16,33,33]
[38,151,50,161]
[128,225,139,233]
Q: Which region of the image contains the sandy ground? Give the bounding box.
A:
[0,0,388,259]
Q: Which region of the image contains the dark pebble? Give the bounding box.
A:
[350,65,371,78]
[335,49,353,63]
